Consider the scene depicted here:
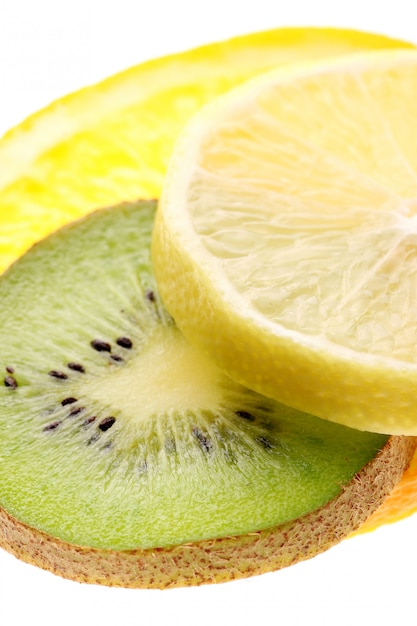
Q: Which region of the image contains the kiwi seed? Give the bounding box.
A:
[91,339,112,353]
[116,337,133,349]
[68,406,85,418]
[235,410,255,422]
[83,416,97,428]
[98,417,116,432]
[48,370,69,380]
[67,362,86,373]
[43,421,61,432]
[4,375,17,389]
[61,397,77,406]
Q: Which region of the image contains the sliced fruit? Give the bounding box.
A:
[359,450,417,532]
[154,49,417,436]
[1,25,416,557]
[0,28,412,273]
[0,201,413,588]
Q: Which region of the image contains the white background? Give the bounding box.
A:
[0,1,416,625]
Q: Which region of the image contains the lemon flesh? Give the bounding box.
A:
[154,50,417,435]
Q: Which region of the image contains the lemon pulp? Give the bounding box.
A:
[154,50,417,435]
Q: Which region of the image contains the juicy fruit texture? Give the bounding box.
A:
[0,28,412,272]
[0,200,389,552]
[0,201,414,588]
[154,50,417,436]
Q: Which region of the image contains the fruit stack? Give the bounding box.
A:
[1,27,417,589]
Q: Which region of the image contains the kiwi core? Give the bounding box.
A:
[85,326,223,421]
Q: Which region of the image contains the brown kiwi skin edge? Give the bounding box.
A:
[0,436,415,589]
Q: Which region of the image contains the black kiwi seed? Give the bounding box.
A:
[91,339,112,353]
[68,406,85,418]
[110,354,124,363]
[43,421,61,432]
[192,428,213,453]
[82,416,97,428]
[4,375,18,389]
[67,362,86,373]
[5,366,14,374]
[235,410,256,422]
[48,370,69,380]
[61,397,78,406]
[116,336,133,349]
[98,416,116,432]
[145,289,155,302]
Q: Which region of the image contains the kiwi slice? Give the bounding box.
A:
[0,200,414,588]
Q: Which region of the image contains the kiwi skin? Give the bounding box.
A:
[0,436,414,589]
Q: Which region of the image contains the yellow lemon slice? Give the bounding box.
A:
[154,49,417,436]
[0,28,411,273]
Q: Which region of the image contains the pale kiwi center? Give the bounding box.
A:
[84,326,223,420]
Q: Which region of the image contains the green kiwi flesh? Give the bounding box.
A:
[0,201,414,587]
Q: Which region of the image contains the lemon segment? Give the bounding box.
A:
[154,50,417,435]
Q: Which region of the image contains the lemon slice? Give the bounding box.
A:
[154,49,417,436]
[0,28,411,273]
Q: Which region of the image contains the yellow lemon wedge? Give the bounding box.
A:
[0,27,412,273]
[153,49,417,436]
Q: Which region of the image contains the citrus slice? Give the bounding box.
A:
[0,28,412,273]
[153,49,417,436]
